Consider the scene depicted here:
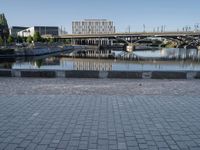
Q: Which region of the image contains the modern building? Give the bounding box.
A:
[17,26,59,37]
[10,26,29,37]
[72,19,115,34]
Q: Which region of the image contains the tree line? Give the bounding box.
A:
[0,32,71,46]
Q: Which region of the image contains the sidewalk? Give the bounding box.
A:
[0,78,200,150]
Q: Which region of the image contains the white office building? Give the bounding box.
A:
[17,26,59,37]
[72,19,115,34]
[10,26,29,37]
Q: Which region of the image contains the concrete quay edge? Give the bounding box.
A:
[0,69,200,79]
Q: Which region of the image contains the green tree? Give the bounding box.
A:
[33,32,42,42]
[49,38,55,43]
[16,36,23,43]
[0,14,9,39]
[36,59,43,68]
[22,37,27,43]
[26,36,33,43]
[65,39,71,44]
[0,14,8,26]
[0,37,3,45]
[7,36,14,44]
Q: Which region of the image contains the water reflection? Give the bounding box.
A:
[73,60,112,71]
[1,48,200,71]
[10,58,200,71]
[133,48,200,60]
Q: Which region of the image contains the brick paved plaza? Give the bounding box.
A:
[0,78,200,150]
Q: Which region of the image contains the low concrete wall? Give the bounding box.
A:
[107,71,142,79]
[1,46,75,58]
[21,70,56,78]
[0,69,200,79]
[195,72,200,79]
[65,71,99,78]
[152,71,187,79]
[0,70,12,77]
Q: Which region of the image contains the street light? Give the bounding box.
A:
[194,23,200,32]
[143,24,146,32]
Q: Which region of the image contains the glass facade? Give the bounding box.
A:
[10,26,29,37]
[17,26,59,37]
[34,26,59,36]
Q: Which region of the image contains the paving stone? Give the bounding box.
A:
[118,142,127,149]
[0,143,7,150]
[0,78,200,149]
[35,144,48,150]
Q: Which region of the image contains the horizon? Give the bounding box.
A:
[1,0,200,33]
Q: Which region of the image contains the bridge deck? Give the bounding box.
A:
[57,31,200,39]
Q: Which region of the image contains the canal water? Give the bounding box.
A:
[1,48,200,71]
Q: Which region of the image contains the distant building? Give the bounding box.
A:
[72,19,115,34]
[17,26,59,37]
[10,26,29,37]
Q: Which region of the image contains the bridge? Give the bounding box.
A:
[54,32,200,52]
[57,31,200,39]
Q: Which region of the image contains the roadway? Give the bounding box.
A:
[57,31,200,39]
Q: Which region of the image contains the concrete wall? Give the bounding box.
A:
[0,69,200,79]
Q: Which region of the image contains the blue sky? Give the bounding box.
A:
[1,0,200,33]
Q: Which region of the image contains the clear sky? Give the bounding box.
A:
[1,0,200,33]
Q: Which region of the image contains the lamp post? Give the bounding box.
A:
[143,24,146,33]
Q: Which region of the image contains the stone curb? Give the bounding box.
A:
[0,69,200,79]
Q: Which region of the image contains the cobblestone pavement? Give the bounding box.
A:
[0,78,200,96]
[0,78,200,150]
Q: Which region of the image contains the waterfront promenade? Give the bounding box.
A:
[0,78,200,150]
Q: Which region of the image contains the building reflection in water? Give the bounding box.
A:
[160,48,200,59]
[73,60,112,71]
[8,48,200,71]
[33,57,60,68]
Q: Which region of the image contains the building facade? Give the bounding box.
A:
[10,26,29,37]
[72,19,115,34]
[17,26,59,37]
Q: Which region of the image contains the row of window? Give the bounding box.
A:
[73,28,115,32]
[73,31,115,34]
[73,26,114,29]
[72,22,113,26]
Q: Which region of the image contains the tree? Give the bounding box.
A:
[33,32,42,42]
[0,14,9,39]
[0,14,8,26]
[16,36,23,43]
[26,36,33,43]
[36,59,43,68]
[7,36,14,44]
[64,39,71,44]
[0,37,3,45]
[49,38,55,43]
[22,37,27,43]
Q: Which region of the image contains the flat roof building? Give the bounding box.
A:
[10,26,29,37]
[17,26,59,37]
[72,19,115,35]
